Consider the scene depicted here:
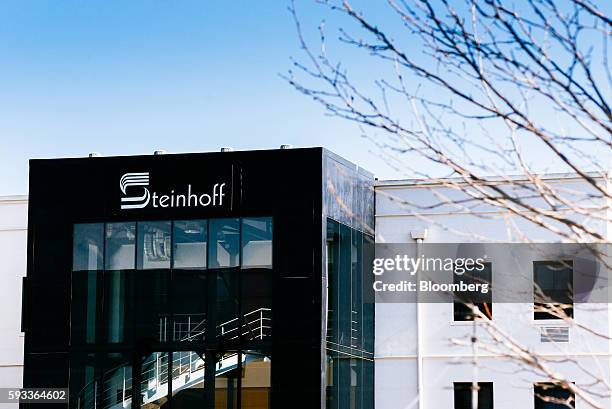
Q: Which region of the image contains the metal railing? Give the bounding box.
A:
[158,313,207,342]
[217,308,272,341]
[73,308,271,409]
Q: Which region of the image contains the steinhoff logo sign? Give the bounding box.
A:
[120,172,226,210]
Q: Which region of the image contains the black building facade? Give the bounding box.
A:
[22,148,374,409]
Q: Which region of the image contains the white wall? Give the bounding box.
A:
[0,196,27,404]
[374,177,611,409]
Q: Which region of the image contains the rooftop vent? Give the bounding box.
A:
[220,147,233,152]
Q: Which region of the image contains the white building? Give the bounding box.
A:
[375,174,611,409]
[0,196,27,395]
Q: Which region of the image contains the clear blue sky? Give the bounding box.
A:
[0,0,395,195]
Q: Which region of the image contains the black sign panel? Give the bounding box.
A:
[102,155,235,218]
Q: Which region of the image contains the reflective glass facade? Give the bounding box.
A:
[325,219,374,409]
[70,218,273,408]
[22,148,374,409]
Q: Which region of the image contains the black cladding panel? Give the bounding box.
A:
[24,148,326,409]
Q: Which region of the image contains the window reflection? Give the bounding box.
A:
[140,352,169,408]
[241,352,271,409]
[104,271,130,343]
[534,260,574,320]
[215,352,239,409]
[137,221,171,269]
[71,270,100,344]
[70,217,278,408]
[241,218,273,269]
[102,353,133,409]
[73,223,104,271]
[69,353,96,409]
[105,222,136,270]
[171,351,206,407]
[173,220,207,269]
[209,219,240,268]
[171,270,207,342]
[133,270,169,343]
[216,271,239,341]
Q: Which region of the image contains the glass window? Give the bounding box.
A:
[326,220,340,347]
[534,261,573,320]
[173,220,207,269]
[241,218,273,269]
[454,382,493,409]
[69,353,97,409]
[209,219,240,268]
[171,351,205,405]
[71,270,101,344]
[241,352,271,409]
[171,270,207,342]
[103,270,132,343]
[105,222,136,270]
[101,353,133,409]
[73,223,104,271]
[534,382,574,409]
[215,271,239,341]
[215,352,238,409]
[454,263,493,321]
[137,221,171,270]
[241,271,272,340]
[140,352,169,408]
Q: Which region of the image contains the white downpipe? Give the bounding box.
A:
[416,239,424,409]
[412,230,427,409]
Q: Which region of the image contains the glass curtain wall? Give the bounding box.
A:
[326,219,374,409]
[70,218,273,409]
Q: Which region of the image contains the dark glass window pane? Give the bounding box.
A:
[327,220,340,347]
[69,353,97,409]
[209,219,240,268]
[338,223,352,347]
[101,353,132,409]
[454,263,493,321]
[133,270,169,343]
[351,230,363,350]
[173,220,207,269]
[241,271,272,340]
[362,234,375,354]
[171,270,207,342]
[215,352,238,409]
[362,359,374,409]
[137,221,171,270]
[326,352,339,409]
[105,222,136,270]
[534,261,573,320]
[140,352,169,408]
[103,271,132,343]
[215,271,240,341]
[338,354,351,409]
[534,383,574,409]
[241,217,273,269]
[71,271,101,344]
[454,382,493,409]
[73,223,104,271]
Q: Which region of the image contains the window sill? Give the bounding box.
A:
[450,319,493,326]
[532,319,570,326]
